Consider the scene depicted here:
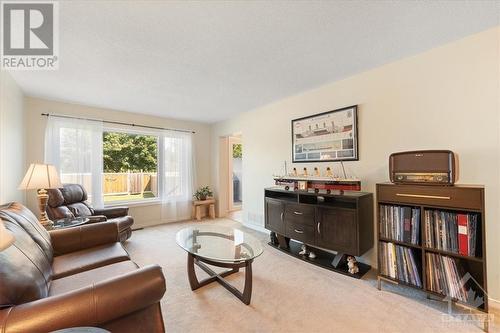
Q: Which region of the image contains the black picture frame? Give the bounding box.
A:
[291,105,358,163]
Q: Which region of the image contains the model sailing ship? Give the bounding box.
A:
[273,164,361,193]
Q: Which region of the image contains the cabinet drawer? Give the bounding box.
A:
[284,203,315,226]
[285,222,315,244]
[377,184,483,210]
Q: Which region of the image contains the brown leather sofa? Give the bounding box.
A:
[46,184,134,241]
[0,202,166,333]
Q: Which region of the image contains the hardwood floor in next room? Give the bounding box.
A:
[228,210,243,224]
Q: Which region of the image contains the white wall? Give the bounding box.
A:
[211,27,500,299]
[25,97,212,228]
[0,71,25,204]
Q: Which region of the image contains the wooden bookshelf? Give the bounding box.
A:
[376,183,489,331]
[379,237,422,250]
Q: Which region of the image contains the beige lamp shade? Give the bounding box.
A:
[18,163,63,190]
[0,220,14,251]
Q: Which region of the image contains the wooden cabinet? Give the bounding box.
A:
[264,188,373,257]
[376,183,488,315]
[316,207,357,254]
[264,198,285,234]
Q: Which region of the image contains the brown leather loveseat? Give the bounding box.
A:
[0,202,166,333]
[46,184,134,241]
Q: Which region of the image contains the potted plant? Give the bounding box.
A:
[194,186,213,201]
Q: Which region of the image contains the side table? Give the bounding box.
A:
[192,199,216,221]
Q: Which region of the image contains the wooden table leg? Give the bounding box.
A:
[209,204,215,219]
[195,206,201,221]
[187,253,200,290]
[241,260,253,305]
[186,254,254,305]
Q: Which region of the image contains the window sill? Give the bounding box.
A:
[104,199,162,208]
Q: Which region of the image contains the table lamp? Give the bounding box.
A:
[18,163,63,227]
[0,220,14,251]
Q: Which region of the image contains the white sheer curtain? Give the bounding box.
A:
[44,116,104,208]
[159,130,196,222]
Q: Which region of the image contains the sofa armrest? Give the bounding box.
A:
[86,215,107,223]
[94,206,129,218]
[49,221,120,256]
[0,265,166,333]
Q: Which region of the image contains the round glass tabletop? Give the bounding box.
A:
[176,225,263,263]
[50,217,89,230]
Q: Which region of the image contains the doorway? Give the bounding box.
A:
[228,135,242,213]
[217,134,243,223]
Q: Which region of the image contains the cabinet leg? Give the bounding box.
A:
[377,276,381,290]
[276,234,289,249]
[331,253,347,268]
[269,231,279,246]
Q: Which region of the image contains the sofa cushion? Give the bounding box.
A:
[48,206,75,220]
[49,260,139,296]
[67,202,93,217]
[52,243,130,279]
[47,188,65,207]
[0,220,51,306]
[0,202,53,263]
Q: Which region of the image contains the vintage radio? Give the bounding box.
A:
[389,150,457,185]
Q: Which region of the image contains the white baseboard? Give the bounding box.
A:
[134,216,191,229]
[489,298,500,313]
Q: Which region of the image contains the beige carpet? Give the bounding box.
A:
[124,219,498,333]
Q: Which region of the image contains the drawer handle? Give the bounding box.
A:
[294,229,304,234]
[280,212,284,221]
[293,211,303,215]
[396,193,451,200]
[317,222,321,234]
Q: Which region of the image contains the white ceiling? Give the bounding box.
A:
[8,1,500,123]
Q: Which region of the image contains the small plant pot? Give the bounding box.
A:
[199,195,207,201]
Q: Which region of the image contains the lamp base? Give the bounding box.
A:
[37,189,53,227]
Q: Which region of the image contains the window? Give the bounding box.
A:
[102,131,159,204]
[162,134,194,201]
[45,116,194,208]
[45,117,104,206]
[59,127,93,187]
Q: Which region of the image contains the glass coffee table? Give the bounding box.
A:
[176,225,263,305]
[49,217,90,230]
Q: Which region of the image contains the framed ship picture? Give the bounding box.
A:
[292,105,358,163]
